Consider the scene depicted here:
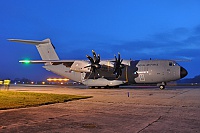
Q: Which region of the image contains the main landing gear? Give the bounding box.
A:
[89,85,120,89]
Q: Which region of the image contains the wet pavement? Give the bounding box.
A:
[0,85,200,133]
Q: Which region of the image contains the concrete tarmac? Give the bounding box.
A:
[0,85,200,133]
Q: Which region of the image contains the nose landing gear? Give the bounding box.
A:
[159,85,165,90]
[157,82,166,90]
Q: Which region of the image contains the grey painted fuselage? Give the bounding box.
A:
[43,59,187,86]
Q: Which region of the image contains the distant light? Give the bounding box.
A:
[42,82,45,84]
[47,78,69,82]
[31,82,34,84]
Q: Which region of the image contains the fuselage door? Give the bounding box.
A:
[139,74,145,81]
[81,72,86,82]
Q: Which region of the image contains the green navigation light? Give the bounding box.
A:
[24,60,31,64]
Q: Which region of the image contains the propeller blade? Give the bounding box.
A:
[84,65,91,68]
[118,52,120,62]
[85,50,101,79]
[113,52,124,78]
[120,59,123,63]
[114,54,116,61]
[119,69,122,76]
[92,50,97,62]
[96,54,100,64]
[86,55,94,64]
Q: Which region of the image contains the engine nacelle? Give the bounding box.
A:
[70,60,90,72]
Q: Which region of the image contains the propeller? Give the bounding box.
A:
[84,50,101,79]
[113,52,125,78]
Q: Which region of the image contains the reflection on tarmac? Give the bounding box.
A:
[0,85,200,132]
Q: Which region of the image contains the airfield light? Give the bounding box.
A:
[47,78,69,85]
[42,82,45,85]
[47,78,69,82]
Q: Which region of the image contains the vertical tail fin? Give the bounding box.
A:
[35,38,59,60]
[8,38,59,60]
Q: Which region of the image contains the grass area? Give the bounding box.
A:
[0,91,92,110]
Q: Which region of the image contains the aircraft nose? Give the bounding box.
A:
[180,67,188,78]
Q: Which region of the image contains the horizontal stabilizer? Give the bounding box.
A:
[8,39,49,45]
[9,38,59,60]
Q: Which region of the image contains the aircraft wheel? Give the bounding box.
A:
[159,85,165,90]
[105,85,110,89]
[115,85,120,88]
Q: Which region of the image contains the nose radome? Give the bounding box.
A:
[180,67,188,78]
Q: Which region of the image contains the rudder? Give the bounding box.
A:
[36,38,59,60]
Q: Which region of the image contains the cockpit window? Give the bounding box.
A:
[173,62,179,66]
[169,62,173,66]
[169,62,179,66]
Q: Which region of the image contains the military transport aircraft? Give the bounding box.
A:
[8,38,188,89]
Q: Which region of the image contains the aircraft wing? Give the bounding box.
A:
[174,59,191,62]
[19,60,75,67]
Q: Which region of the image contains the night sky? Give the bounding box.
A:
[1,0,200,81]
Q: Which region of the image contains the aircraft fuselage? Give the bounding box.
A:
[43,59,187,88]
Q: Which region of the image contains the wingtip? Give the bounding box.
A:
[7,39,18,42]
